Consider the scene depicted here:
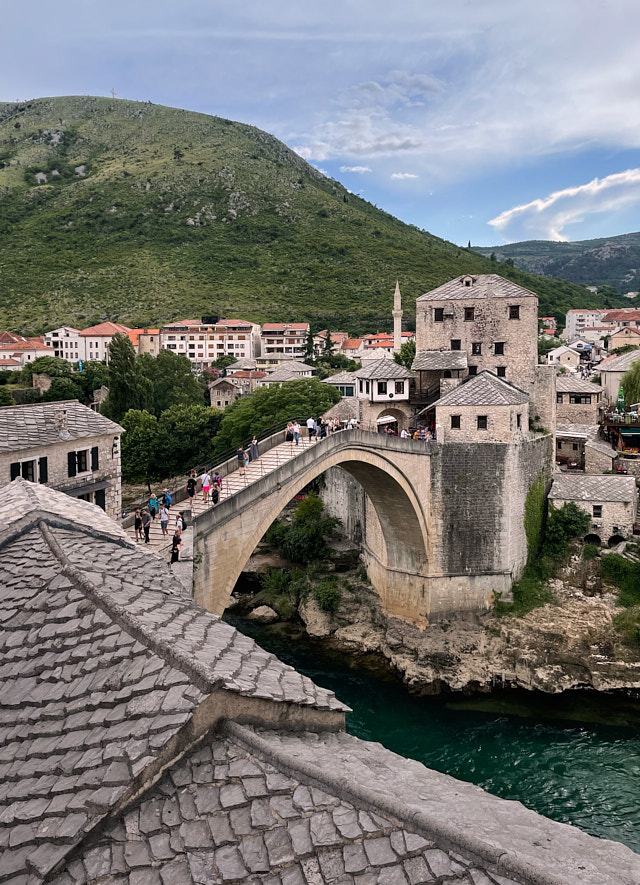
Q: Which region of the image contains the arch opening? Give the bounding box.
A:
[608,534,625,548]
[584,533,602,546]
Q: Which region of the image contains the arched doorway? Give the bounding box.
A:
[374,406,411,435]
[608,534,625,547]
[584,533,602,546]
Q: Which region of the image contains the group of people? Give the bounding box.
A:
[399,426,434,440]
[133,488,186,551]
[237,436,259,476]
[185,468,223,504]
[285,417,353,445]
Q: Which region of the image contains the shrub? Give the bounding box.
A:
[313,577,341,613]
[613,607,640,646]
[601,554,640,607]
[263,519,288,550]
[583,544,600,561]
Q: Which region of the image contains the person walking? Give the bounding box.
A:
[243,448,250,471]
[202,471,211,504]
[249,436,259,461]
[175,512,184,535]
[292,420,301,446]
[162,489,172,509]
[170,530,182,566]
[306,416,315,440]
[134,508,142,543]
[211,482,219,506]
[213,472,222,495]
[159,504,169,536]
[185,472,197,505]
[237,446,246,475]
[285,422,294,442]
[148,493,158,521]
[141,508,151,544]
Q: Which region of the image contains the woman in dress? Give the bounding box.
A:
[249,436,259,461]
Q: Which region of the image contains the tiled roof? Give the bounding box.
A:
[556,375,603,394]
[79,322,131,337]
[0,400,123,453]
[585,437,617,458]
[355,359,413,380]
[0,358,20,366]
[127,328,159,346]
[0,342,53,353]
[228,358,258,369]
[432,371,528,408]
[229,370,267,379]
[549,474,636,503]
[601,309,640,322]
[417,274,536,302]
[556,423,597,439]
[218,318,254,327]
[610,326,640,336]
[262,323,309,332]
[341,338,363,349]
[324,396,360,421]
[599,349,640,373]
[322,371,358,385]
[411,350,468,371]
[263,362,315,383]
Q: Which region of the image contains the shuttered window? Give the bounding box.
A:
[38,457,48,484]
[68,451,77,477]
[91,446,99,470]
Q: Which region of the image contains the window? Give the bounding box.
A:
[377,381,388,395]
[434,308,444,322]
[468,366,477,376]
[476,415,488,430]
[10,458,42,483]
[497,366,506,377]
[509,305,520,320]
[570,394,592,405]
[472,342,482,355]
[572,443,579,451]
[556,439,562,450]
[556,393,563,403]
[451,415,461,429]
[451,339,461,351]
[494,342,505,355]
[593,505,602,518]
[516,413,521,428]
[395,381,404,394]
[67,447,98,478]
[464,307,475,321]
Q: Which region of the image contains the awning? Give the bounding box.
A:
[65,480,111,498]
[376,415,398,424]
[620,428,640,436]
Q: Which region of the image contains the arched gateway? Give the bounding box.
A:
[193,432,431,619]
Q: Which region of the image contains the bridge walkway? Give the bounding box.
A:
[127,434,322,555]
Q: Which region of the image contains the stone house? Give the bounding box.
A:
[599,349,640,404]
[608,327,640,351]
[354,359,414,430]
[322,370,358,398]
[585,436,617,473]
[555,374,603,424]
[546,345,581,371]
[0,400,123,517]
[432,372,529,443]
[226,369,267,395]
[208,377,240,409]
[555,424,616,472]
[548,474,638,544]
[258,360,315,387]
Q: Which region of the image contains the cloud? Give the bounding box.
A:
[488,169,640,241]
[391,172,419,180]
[340,165,372,173]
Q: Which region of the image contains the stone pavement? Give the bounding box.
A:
[129,437,319,555]
[2,479,640,885]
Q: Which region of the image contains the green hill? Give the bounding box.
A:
[0,95,630,334]
[473,234,640,295]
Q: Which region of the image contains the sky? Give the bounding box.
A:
[3,0,640,246]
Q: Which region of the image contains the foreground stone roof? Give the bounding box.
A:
[0,400,123,454]
[355,360,413,381]
[555,375,602,394]
[2,480,640,885]
[549,473,637,503]
[417,274,536,302]
[411,351,468,372]
[599,348,640,374]
[432,372,528,408]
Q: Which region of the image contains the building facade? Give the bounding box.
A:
[0,400,123,518]
[432,372,530,444]
[160,318,261,367]
[44,326,82,361]
[79,322,132,363]
[555,374,603,424]
[260,322,309,358]
[549,474,638,544]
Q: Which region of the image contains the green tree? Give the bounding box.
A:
[20,356,72,385]
[120,409,159,486]
[621,359,640,408]
[323,330,334,354]
[211,354,237,376]
[155,404,223,476]
[41,378,82,402]
[73,360,110,403]
[102,333,152,422]
[393,339,416,370]
[280,493,340,562]
[305,328,315,360]
[213,379,340,455]
[0,387,14,406]
[312,353,360,380]
[139,350,203,416]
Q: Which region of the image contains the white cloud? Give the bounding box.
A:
[340,165,372,173]
[391,172,419,180]
[488,169,640,241]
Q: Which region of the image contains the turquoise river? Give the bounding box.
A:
[227,617,640,854]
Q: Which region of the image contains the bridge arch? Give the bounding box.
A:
[193,437,431,617]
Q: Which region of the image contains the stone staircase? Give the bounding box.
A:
[127,435,319,557]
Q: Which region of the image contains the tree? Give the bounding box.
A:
[393,339,416,370]
[102,333,152,422]
[139,350,203,416]
[323,329,334,355]
[312,353,360,380]
[72,361,110,403]
[211,354,237,376]
[213,379,340,455]
[279,493,340,563]
[0,387,14,406]
[155,404,223,476]
[622,359,640,408]
[120,410,159,487]
[20,356,72,385]
[41,378,82,402]
[305,328,315,360]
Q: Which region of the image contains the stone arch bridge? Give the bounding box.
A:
[192,429,553,624]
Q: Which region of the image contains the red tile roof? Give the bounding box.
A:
[261,323,309,332]
[0,358,20,366]
[127,329,160,346]
[341,338,363,349]
[611,326,640,336]
[601,310,640,323]
[227,370,267,378]
[79,322,132,337]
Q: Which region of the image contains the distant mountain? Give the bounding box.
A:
[473,233,640,295]
[0,96,631,334]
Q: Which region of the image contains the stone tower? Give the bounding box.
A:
[393,281,403,353]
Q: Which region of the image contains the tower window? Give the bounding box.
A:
[477,415,488,430]
[464,307,475,321]
[472,342,482,355]
[451,415,461,429]
[509,305,520,320]
[497,366,506,377]
[494,342,505,355]
[434,308,444,322]
[451,339,461,351]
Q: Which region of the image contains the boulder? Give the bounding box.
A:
[246,605,279,624]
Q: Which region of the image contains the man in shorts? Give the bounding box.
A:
[202,471,211,504]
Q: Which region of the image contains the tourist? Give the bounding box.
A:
[307,416,315,439]
[162,488,172,509]
[159,504,169,536]
[175,512,184,535]
[413,429,419,440]
[285,422,294,442]
[418,427,427,440]
[185,472,197,505]
[400,428,409,439]
[213,471,222,493]
[244,448,250,470]
[134,508,142,543]
[202,470,211,504]
[249,436,259,461]
[148,493,158,521]
[141,508,151,544]
[170,530,182,565]
[237,445,246,475]
[211,482,219,505]
[292,421,301,446]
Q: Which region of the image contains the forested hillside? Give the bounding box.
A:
[0,96,629,333]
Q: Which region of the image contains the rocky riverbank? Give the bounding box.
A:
[231,549,640,697]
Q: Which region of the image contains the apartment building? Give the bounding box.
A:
[260,322,309,358]
[161,318,261,367]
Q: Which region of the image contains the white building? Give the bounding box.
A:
[160,318,261,367]
[565,309,607,340]
[0,338,54,366]
[260,323,309,359]
[44,327,82,362]
[546,345,581,371]
[79,322,132,363]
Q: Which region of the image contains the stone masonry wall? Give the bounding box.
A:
[553,496,637,541]
[321,466,365,544]
[556,399,600,425]
[585,444,615,473]
[531,365,556,432]
[437,403,529,444]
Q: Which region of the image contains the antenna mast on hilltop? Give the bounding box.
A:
[110,88,117,99]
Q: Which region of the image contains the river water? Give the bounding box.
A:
[227,617,640,853]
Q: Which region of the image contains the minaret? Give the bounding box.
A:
[392,280,403,353]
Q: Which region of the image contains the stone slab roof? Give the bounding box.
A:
[584,437,617,458]
[321,371,358,385]
[556,423,596,439]
[556,375,603,394]
[264,362,315,383]
[411,350,468,371]
[0,400,123,454]
[0,481,347,881]
[355,359,413,380]
[417,274,536,302]
[431,371,528,408]
[323,397,359,421]
[599,348,640,374]
[549,474,637,503]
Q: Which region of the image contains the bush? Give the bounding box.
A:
[269,493,340,564]
[263,519,288,550]
[601,554,640,607]
[313,577,341,613]
[583,544,600,561]
[613,607,640,646]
